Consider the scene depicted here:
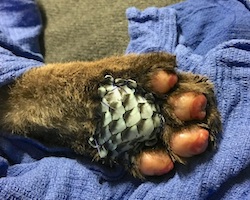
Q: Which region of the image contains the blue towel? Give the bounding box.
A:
[0,0,250,199]
[0,0,43,87]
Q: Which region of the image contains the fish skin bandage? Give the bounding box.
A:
[89,75,165,162]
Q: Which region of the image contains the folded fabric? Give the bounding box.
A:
[0,0,43,87]
[0,0,250,199]
[126,0,250,199]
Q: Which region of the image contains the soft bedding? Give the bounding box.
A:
[0,0,250,199]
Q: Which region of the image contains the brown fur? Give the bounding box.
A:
[0,52,221,179]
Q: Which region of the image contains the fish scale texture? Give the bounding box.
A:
[0,0,250,199]
[90,75,163,160]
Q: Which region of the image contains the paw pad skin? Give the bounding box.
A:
[89,75,165,162]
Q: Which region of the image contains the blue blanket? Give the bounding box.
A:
[0,0,250,199]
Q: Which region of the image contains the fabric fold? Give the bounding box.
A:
[126,7,177,54]
[0,0,44,86]
[125,0,250,199]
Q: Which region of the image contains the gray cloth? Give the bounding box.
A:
[37,0,181,63]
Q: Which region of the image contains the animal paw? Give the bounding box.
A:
[130,60,221,179]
